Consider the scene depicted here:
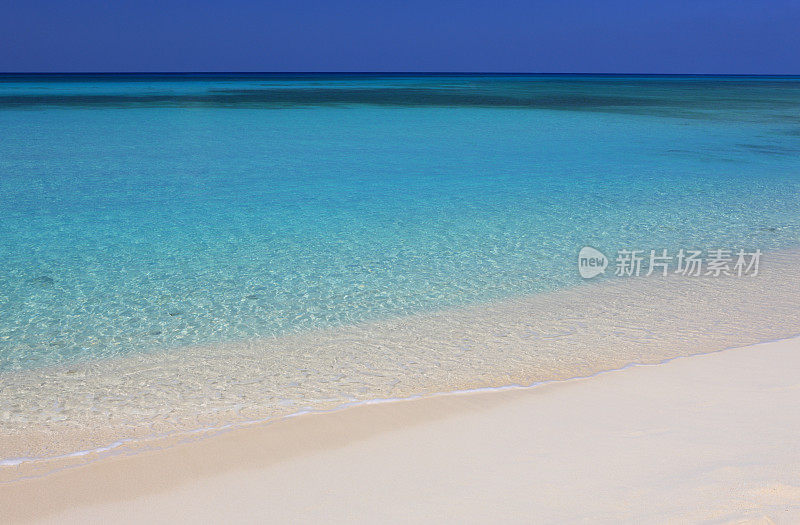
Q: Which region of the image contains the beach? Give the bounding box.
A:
[2,74,800,523]
[2,335,799,523]
[2,0,800,517]
[2,248,800,466]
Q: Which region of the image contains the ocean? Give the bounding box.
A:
[1,74,800,465]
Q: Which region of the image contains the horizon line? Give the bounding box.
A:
[2,71,800,77]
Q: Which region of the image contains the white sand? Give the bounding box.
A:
[2,337,799,523]
[5,249,800,462]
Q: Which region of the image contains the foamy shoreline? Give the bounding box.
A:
[2,335,800,523]
[2,332,797,475]
[2,248,800,469]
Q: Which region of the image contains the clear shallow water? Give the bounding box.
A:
[1,75,800,372]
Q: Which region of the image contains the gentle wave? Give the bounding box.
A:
[3,248,800,478]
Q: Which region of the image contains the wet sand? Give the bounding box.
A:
[3,249,800,464]
[2,336,799,523]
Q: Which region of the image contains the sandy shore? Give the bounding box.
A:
[2,337,799,524]
[5,249,800,463]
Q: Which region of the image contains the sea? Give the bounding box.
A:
[1,74,799,467]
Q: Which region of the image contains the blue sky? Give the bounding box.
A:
[2,0,799,73]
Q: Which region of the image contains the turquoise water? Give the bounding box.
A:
[1,75,800,372]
